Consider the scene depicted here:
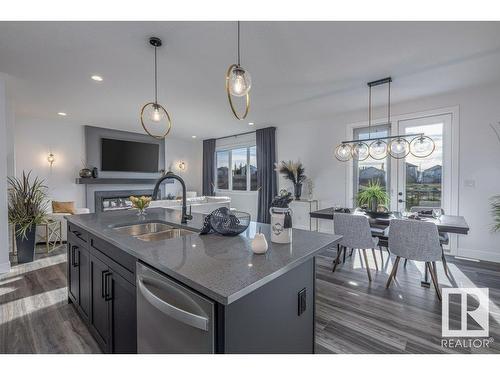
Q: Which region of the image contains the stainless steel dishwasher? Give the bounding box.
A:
[136,262,215,353]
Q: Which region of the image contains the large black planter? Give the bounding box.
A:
[15,226,37,263]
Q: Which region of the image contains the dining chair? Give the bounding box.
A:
[333,213,380,281]
[385,219,442,300]
[409,206,450,276]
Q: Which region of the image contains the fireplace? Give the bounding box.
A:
[94,190,153,213]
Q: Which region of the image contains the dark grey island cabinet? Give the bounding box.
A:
[67,223,137,354]
[65,209,341,354]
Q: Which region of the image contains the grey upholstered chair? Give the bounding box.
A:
[409,206,450,276]
[385,219,442,300]
[333,213,379,281]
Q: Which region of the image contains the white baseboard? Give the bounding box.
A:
[456,248,500,264]
[0,260,11,274]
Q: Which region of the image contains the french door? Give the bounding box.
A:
[392,114,453,217]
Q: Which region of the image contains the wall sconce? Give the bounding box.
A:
[178,161,186,171]
[47,153,55,167]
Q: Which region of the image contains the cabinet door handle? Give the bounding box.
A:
[101,270,107,299]
[71,246,79,267]
[104,272,113,301]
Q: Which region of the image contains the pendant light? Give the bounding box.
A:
[410,135,435,158]
[226,21,252,120]
[140,37,172,139]
[334,77,435,162]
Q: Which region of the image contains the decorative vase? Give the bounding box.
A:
[15,225,37,263]
[91,167,98,178]
[269,207,293,244]
[294,183,302,200]
[79,168,92,178]
[369,197,378,212]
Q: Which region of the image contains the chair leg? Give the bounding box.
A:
[343,247,347,263]
[371,248,379,270]
[404,258,408,268]
[427,262,442,301]
[349,248,353,257]
[386,256,401,288]
[361,249,372,282]
[441,246,450,278]
[332,246,343,273]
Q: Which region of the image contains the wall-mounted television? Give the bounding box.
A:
[101,138,159,173]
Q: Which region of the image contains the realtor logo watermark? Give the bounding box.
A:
[441,288,493,349]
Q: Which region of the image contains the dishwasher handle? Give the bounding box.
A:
[137,276,209,332]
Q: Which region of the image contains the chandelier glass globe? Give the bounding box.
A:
[352,142,370,161]
[334,144,352,162]
[410,135,435,158]
[369,140,388,160]
[388,138,410,159]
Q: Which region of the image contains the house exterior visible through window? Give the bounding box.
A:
[353,124,391,206]
[216,146,258,192]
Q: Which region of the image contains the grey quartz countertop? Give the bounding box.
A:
[66,208,341,305]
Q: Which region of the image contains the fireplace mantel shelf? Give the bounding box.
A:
[75,177,160,185]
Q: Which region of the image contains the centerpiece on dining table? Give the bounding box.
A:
[356,180,390,218]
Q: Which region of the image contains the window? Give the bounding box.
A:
[353,124,391,206]
[216,150,229,190]
[216,146,258,192]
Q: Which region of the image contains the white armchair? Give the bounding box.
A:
[36,201,90,243]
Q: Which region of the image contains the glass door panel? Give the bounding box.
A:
[395,114,451,213]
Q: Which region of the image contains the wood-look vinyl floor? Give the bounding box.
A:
[315,248,500,354]
[0,245,101,353]
[1,244,499,354]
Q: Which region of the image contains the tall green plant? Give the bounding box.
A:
[356,180,389,208]
[491,195,500,232]
[8,171,48,239]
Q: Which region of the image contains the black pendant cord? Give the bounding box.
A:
[368,85,372,140]
[237,20,241,67]
[387,80,391,125]
[154,45,158,106]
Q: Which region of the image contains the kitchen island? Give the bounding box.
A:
[65,207,341,354]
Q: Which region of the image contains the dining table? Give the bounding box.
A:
[310,207,470,287]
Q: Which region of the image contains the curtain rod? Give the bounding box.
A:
[216,130,256,141]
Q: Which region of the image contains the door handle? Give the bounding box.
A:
[101,270,107,299]
[137,277,209,331]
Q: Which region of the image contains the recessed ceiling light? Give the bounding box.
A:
[91,75,103,82]
[191,135,197,139]
[57,112,67,116]
[248,122,255,126]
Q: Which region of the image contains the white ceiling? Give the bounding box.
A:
[1,21,500,139]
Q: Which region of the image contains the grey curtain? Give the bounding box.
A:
[202,138,216,196]
[256,127,277,223]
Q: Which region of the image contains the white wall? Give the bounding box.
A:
[164,137,203,196]
[0,74,11,273]
[14,116,86,208]
[276,81,500,262]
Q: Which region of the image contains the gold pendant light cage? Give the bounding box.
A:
[226,21,252,120]
[140,37,172,140]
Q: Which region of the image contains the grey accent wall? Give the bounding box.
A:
[85,126,165,179]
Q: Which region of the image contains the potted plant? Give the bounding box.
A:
[8,171,48,263]
[276,160,307,199]
[356,180,390,214]
[491,195,500,232]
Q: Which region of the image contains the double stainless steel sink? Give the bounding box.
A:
[113,222,196,242]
